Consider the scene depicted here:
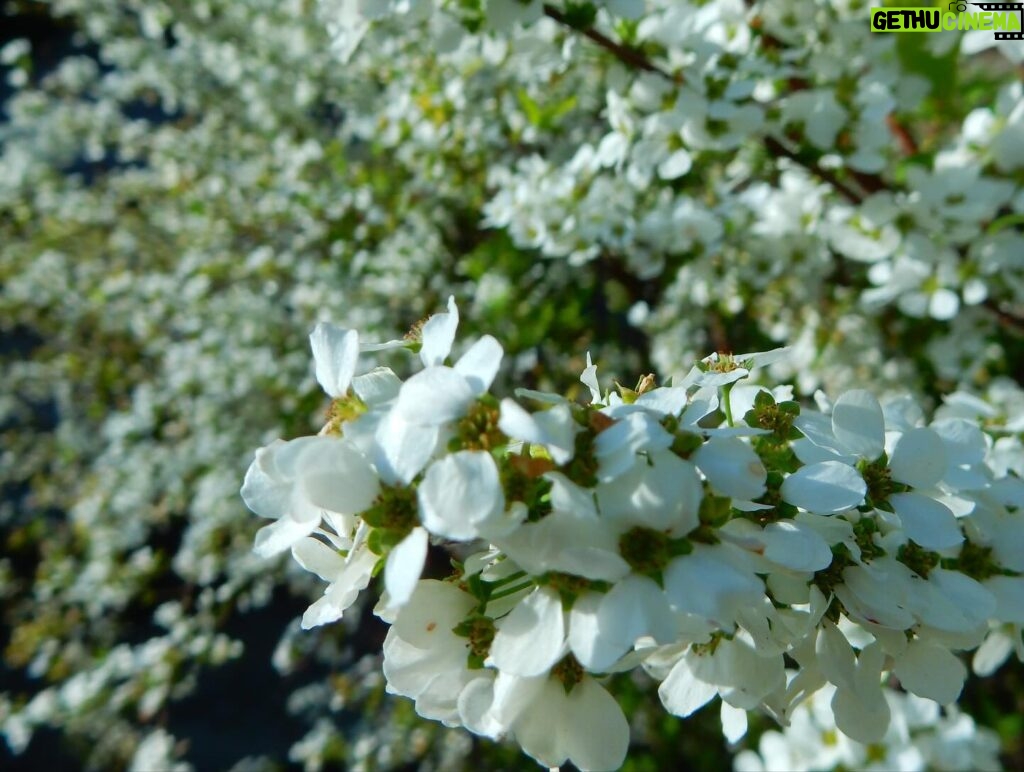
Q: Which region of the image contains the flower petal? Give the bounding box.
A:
[418,451,504,541]
[894,639,966,704]
[240,441,292,519]
[595,411,674,481]
[923,567,996,632]
[816,619,857,693]
[373,411,439,485]
[297,439,380,515]
[692,438,767,501]
[396,366,475,425]
[384,527,429,610]
[761,520,834,572]
[720,702,748,744]
[489,587,566,677]
[392,579,476,645]
[832,680,890,744]
[831,390,884,460]
[310,323,359,398]
[600,574,677,646]
[453,335,503,395]
[351,366,402,405]
[420,295,459,367]
[300,535,377,629]
[793,412,854,460]
[932,418,988,466]
[498,400,578,465]
[567,592,620,672]
[889,427,947,488]
[781,461,866,514]
[658,657,717,717]
[580,353,601,404]
[890,492,963,551]
[563,677,630,771]
[512,679,569,768]
[253,516,318,558]
[291,537,345,581]
[986,575,1024,624]
[635,386,690,417]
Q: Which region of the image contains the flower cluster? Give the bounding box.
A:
[734,683,1002,772]
[3,0,1023,768]
[244,299,1024,770]
[318,0,1024,397]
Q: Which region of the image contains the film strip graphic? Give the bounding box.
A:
[971,1,1024,38]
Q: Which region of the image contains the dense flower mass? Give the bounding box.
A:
[733,683,1003,772]
[2,0,1023,769]
[243,299,1024,770]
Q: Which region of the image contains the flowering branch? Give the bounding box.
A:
[541,4,681,83]
[243,298,1024,771]
[542,3,882,206]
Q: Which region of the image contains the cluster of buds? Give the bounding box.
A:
[241,299,1023,771]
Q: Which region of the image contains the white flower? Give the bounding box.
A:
[488,587,567,678]
[241,436,380,557]
[382,580,486,725]
[493,472,630,581]
[374,297,504,483]
[296,524,378,629]
[662,544,764,630]
[310,322,359,397]
[596,449,702,536]
[568,577,679,672]
[498,400,579,465]
[393,336,504,425]
[658,632,786,717]
[692,437,767,501]
[781,460,866,514]
[466,670,630,771]
[383,526,429,610]
[418,450,519,540]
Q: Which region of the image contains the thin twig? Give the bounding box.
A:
[542,4,869,205]
[542,4,1024,332]
[762,137,865,205]
[542,4,681,83]
[886,114,919,156]
[983,299,1024,336]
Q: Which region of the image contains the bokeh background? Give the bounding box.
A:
[2,1,1023,769]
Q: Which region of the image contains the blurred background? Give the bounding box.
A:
[2,0,1023,769]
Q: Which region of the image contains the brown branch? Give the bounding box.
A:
[542,3,1024,334]
[762,137,865,205]
[707,311,731,354]
[542,4,682,83]
[542,4,872,204]
[886,114,919,156]
[983,299,1024,337]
